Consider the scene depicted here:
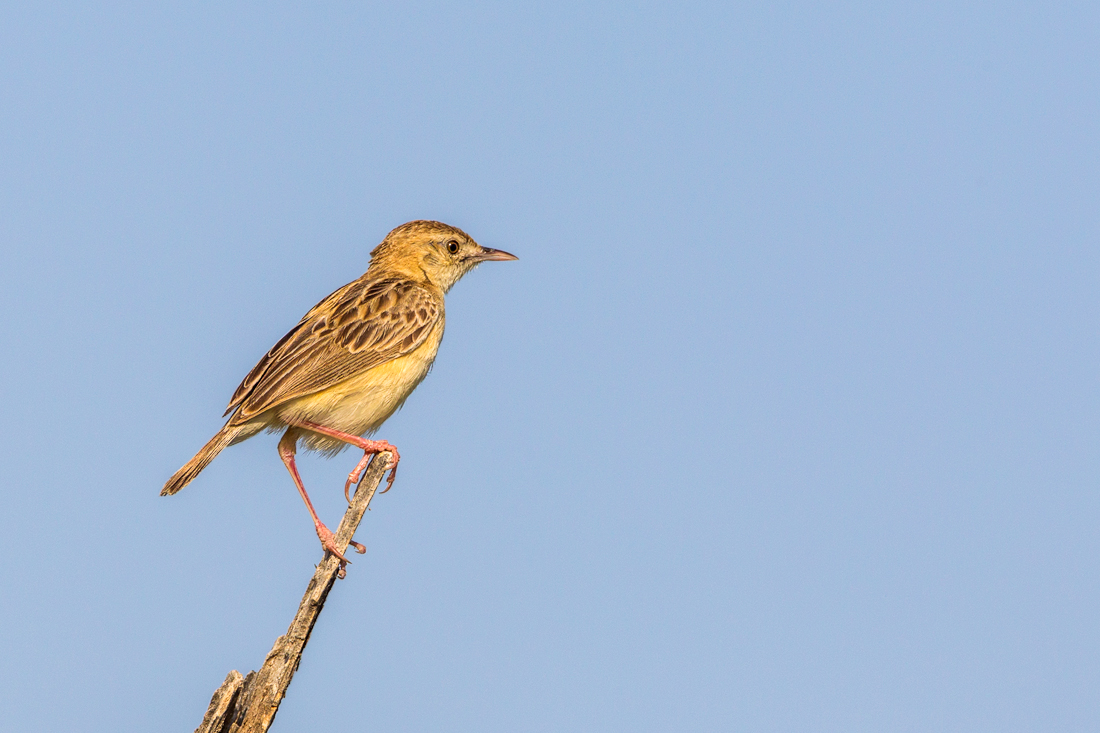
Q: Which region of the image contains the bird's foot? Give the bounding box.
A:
[315,523,365,579]
[343,441,402,504]
[316,521,349,567]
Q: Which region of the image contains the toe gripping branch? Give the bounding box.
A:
[343,440,401,504]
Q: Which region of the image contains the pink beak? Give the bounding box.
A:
[475,247,519,262]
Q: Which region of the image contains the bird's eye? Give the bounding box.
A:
[446,240,460,254]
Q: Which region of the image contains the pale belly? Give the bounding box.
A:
[268,324,443,453]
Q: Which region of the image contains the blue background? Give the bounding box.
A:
[1,3,1098,730]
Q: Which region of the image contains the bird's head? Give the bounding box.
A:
[369,220,517,292]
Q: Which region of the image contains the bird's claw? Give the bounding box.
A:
[380,464,398,493]
[316,523,350,564]
[343,462,370,504]
[335,542,365,579]
[344,444,401,503]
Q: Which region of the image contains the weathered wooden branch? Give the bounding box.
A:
[194,451,394,733]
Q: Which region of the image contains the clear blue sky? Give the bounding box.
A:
[1,3,1098,731]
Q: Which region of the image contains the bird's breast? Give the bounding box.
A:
[276,321,444,452]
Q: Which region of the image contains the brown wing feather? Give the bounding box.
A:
[225,278,441,423]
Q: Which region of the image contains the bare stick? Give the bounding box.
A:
[195,451,394,733]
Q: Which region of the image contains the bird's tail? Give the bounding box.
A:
[161,424,241,496]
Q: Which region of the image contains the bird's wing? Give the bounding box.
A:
[225,277,442,423]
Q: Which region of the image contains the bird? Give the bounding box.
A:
[162,220,517,572]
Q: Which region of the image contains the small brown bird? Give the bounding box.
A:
[162,220,516,569]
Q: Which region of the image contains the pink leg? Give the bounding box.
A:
[278,429,364,578]
[290,420,401,504]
